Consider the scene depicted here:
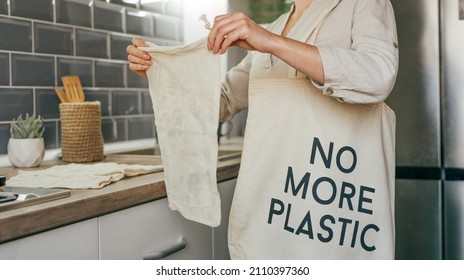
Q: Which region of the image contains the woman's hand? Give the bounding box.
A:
[207,12,278,54]
[127,38,152,78]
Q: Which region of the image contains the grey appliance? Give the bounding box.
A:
[387,0,464,259]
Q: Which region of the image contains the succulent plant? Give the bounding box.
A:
[10,114,45,139]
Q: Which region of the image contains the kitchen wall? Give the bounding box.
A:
[0,0,184,158]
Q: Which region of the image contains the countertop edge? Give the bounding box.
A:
[0,155,241,244]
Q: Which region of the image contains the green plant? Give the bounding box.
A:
[10,114,45,139]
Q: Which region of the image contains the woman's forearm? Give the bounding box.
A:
[267,34,325,84]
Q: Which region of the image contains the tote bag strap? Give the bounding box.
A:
[288,0,342,79]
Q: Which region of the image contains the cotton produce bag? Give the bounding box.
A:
[140,38,222,227]
[227,0,396,259]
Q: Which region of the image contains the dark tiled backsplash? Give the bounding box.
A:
[12,54,55,86]
[112,91,141,116]
[11,0,54,22]
[56,0,92,28]
[0,52,8,85]
[0,124,9,154]
[128,117,156,140]
[34,23,74,55]
[0,88,34,121]
[94,3,124,33]
[111,35,133,60]
[95,61,126,88]
[101,118,127,143]
[0,17,32,52]
[57,57,93,87]
[0,0,7,15]
[0,0,183,157]
[36,89,61,119]
[126,10,153,37]
[75,29,109,59]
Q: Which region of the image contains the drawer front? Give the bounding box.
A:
[99,198,213,260]
[0,218,99,260]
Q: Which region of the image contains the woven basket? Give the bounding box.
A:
[59,101,104,162]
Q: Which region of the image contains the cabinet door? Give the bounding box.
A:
[0,218,99,260]
[99,198,213,260]
[213,178,237,259]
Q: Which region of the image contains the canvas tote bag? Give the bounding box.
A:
[140,38,222,227]
[228,0,396,259]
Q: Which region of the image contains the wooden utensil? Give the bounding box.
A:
[53,87,68,103]
[61,75,85,102]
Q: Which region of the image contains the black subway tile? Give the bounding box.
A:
[56,0,92,28]
[0,52,8,85]
[126,10,153,37]
[112,90,140,116]
[36,89,60,119]
[95,61,125,87]
[0,17,32,52]
[0,0,7,14]
[110,34,132,61]
[11,0,53,22]
[0,124,9,154]
[126,64,149,88]
[94,2,123,33]
[57,58,93,87]
[76,29,109,59]
[0,88,33,121]
[128,116,155,140]
[34,23,73,55]
[101,118,126,143]
[42,121,58,149]
[84,90,111,116]
[141,90,154,115]
[12,54,54,86]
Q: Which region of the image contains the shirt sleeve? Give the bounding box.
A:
[219,52,253,122]
[314,0,399,104]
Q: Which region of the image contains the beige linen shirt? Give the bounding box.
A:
[219,0,399,122]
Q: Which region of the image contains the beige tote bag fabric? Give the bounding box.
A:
[140,38,222,227]
[228,0,396,259]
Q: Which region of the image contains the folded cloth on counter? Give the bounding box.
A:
[6,162,163,189]
[140,38,222,227]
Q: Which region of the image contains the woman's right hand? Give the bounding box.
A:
[127,37,152,78]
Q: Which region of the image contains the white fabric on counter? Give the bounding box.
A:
[6,162,163,189]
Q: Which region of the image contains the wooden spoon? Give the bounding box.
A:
[54,87,68,103]
[61,75,85,102]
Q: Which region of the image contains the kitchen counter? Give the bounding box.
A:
[0,153,241,244]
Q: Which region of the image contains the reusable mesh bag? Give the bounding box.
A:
[59,101,104,163]
[140,38,222,227]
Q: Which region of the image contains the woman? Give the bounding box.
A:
[127,0,399,259]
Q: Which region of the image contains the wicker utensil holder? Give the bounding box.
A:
[59,101,104,162]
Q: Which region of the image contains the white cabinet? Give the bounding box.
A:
[99,198,213,260]
[0,179,237,260]
[0,218,99,260]
[99,178,237,260]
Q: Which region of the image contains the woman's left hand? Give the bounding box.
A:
[207,12,278,54]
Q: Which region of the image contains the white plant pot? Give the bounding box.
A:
[7,138,45,168]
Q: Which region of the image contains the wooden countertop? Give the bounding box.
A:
[0,154,241,244]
